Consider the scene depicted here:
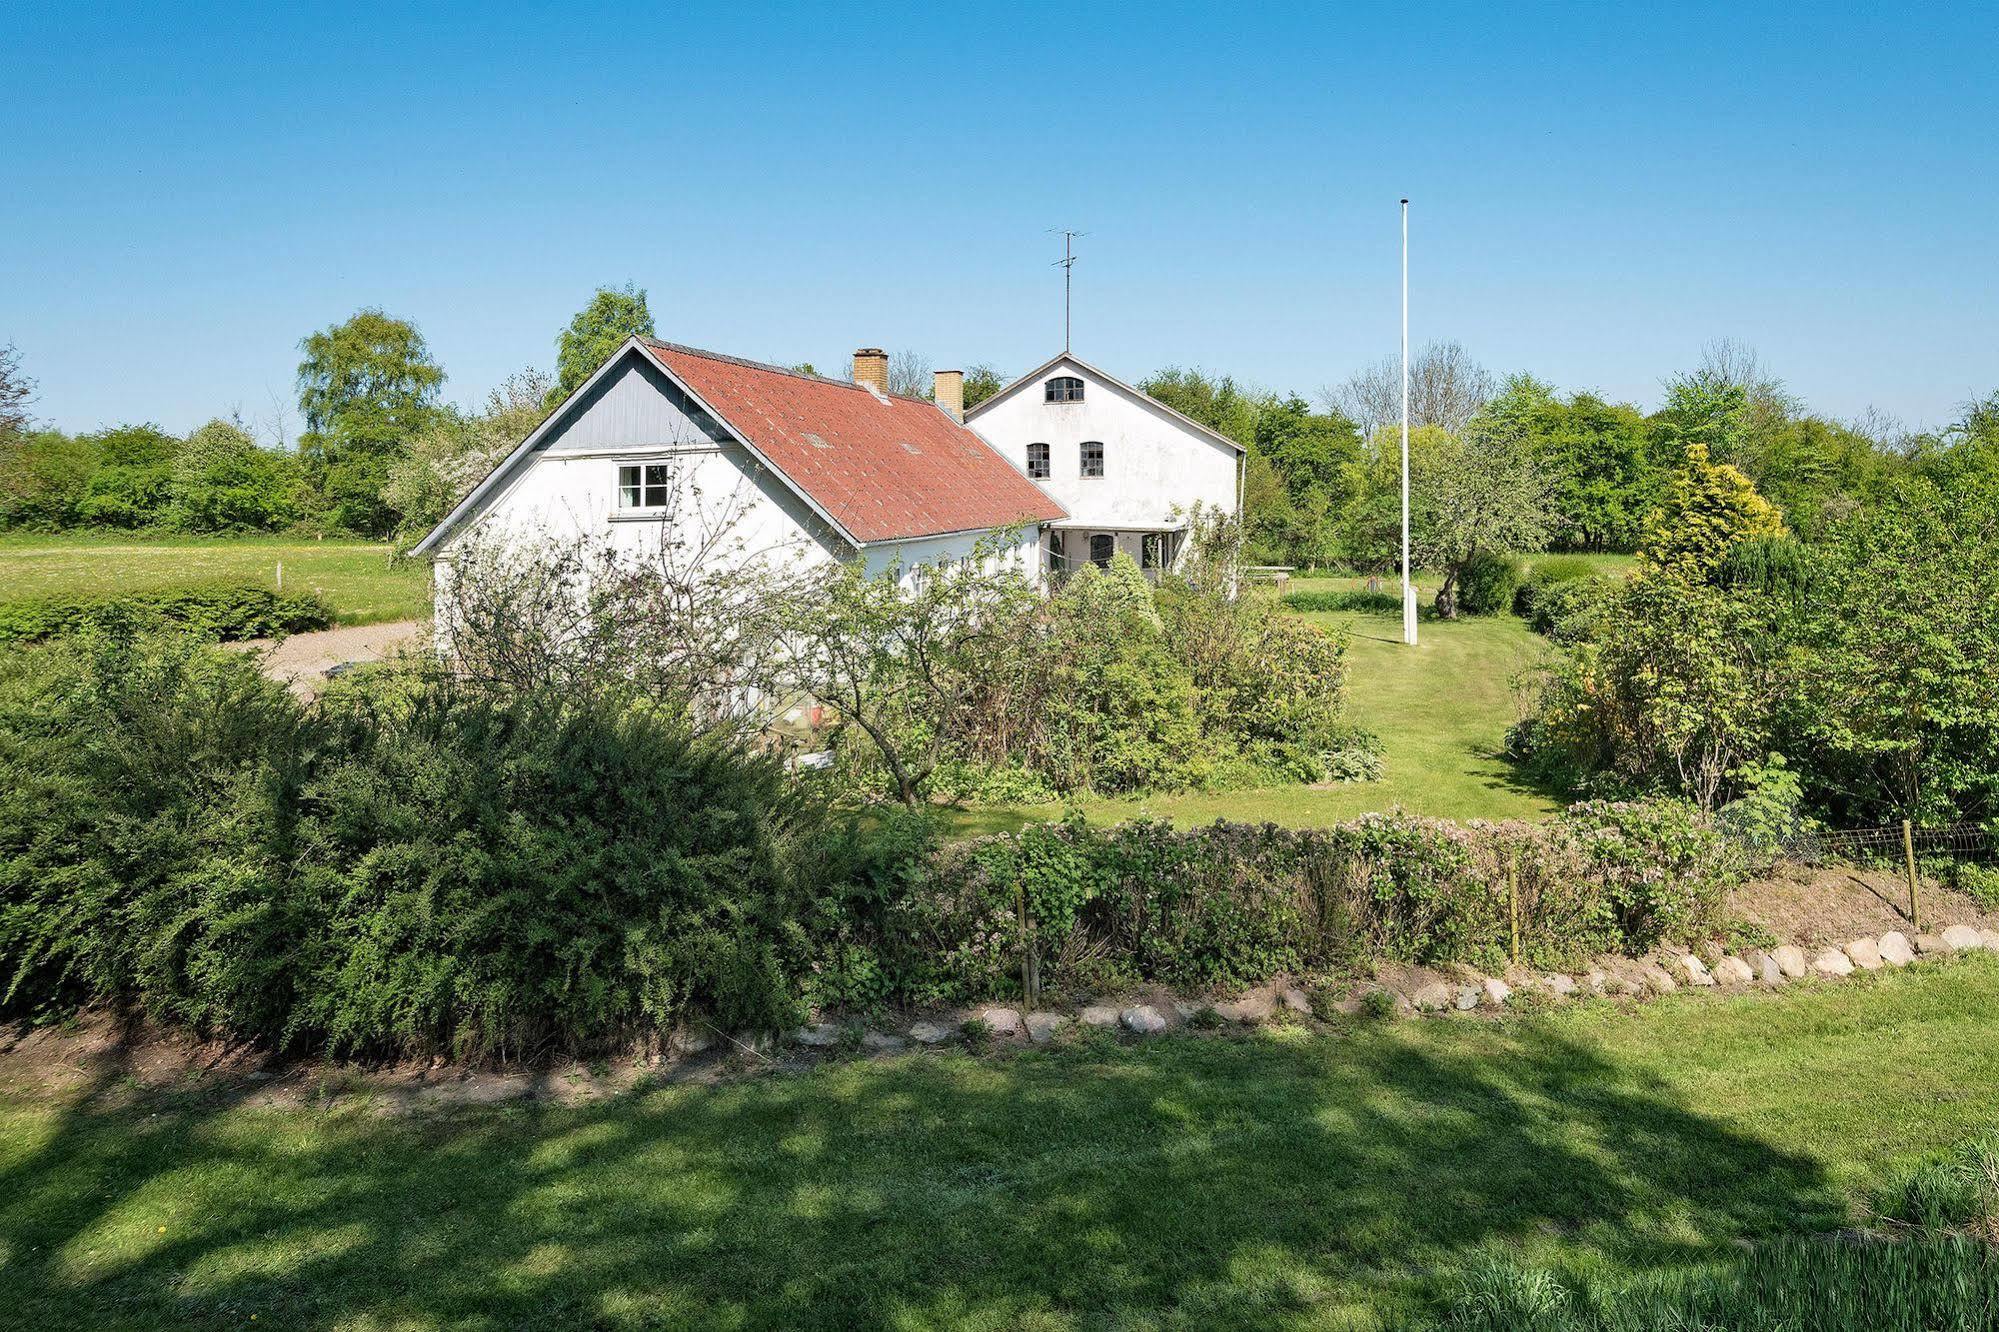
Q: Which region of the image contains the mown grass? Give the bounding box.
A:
[4,958,1997,1329]
[0,533,428,626]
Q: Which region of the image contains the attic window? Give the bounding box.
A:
[803,432,831,450]
[618,463,670,509]
[1045,376,1084,403]
[1027,442,1050,479]
[900,441,921,455]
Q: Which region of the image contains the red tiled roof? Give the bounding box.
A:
[645,340,1065,545]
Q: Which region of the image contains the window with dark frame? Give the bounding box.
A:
[1045,376,1084,403]
[1080,440,1104,478]
[1027,442,1051,479]
[1089,533,1114,568]
[1046,529,1067,576]
[1142,533,1165,570]
[617,463,671,509]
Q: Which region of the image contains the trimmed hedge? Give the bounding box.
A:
[814,801,1744,1006]
[0,583,333,644]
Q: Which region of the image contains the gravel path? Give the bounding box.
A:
[231,619,425,692]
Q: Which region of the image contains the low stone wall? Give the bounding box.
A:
[789,923,1999,1053]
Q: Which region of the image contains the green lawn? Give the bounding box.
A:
[0,533,429,626]
[943,571,1564,839]
[5,959,1996,1329]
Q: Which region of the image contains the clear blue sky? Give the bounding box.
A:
[4,2,1994,438]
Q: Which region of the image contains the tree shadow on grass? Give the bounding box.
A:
[0,1021,1840,1330]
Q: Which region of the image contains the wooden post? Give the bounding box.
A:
[1507,851,1521,966]
[1017,887,1037,1009]
[1902,820,1921,931]
[276,560,283,591]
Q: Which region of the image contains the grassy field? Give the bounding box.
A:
[0,533,429,626]
[943,569,1570,839]
[4,958,1996,1329]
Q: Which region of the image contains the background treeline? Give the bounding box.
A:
[4,301,1964,565]
[1144,339,1945,570]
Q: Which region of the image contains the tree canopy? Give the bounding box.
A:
[550,285,655,406]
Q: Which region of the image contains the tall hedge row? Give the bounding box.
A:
[0,582,332,644]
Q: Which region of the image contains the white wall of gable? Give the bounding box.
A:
[968,358,1239,531]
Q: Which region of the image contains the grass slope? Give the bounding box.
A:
[0,533,428,626]
[5,959,1997,1330]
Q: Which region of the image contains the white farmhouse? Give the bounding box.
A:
[414,340,1064,596]
[965,352,1245,578]
[414,338,1243,615]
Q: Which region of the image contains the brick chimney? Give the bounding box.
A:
[933,369,964,422]
[851,348,888,395]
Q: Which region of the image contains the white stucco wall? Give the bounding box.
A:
[966,355,1241,533]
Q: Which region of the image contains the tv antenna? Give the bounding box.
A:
[1050,228,1087,351]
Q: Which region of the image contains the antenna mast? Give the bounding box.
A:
[1050,228,1086,351]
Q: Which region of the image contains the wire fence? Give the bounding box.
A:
[1780,822,1997,875]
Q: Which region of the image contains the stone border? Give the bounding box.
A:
[788,924,1999,1054]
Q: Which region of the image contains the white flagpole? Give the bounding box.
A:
[1401,199,1417,646]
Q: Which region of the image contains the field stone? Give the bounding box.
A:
[1079,1005,1121,1028]
[1914,933,1950,955]
[1942,925,1984,951]
[1877,933,1915,967]
[1812,948,1855,977]
[1583,969,1611,994]
[1845,938,1884,971]
[669,1027,716,1056]
[1217,993,1275,1023]
[1745,951,1785,985]
[1981,930,1999,952]
[792,1024,840,1048]
[1025,1013,1068,1044]
[979,1007,1023,1037]
[1121,1005,1168,1034]
[1772,945,1808,978]
[861,1032,906,1054]
[1678,955,1716,987]
[1454,985,1481,1011]
[1713,956,1755,985]
[907,1022,952,1045]
[1481,978,1514,1007]
[1282,987,1312,1014]
[1543,974,1579,998]
[1411,981,1455,1012]
[1638,963,1678,995]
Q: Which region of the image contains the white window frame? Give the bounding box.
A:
[617,461,673,511]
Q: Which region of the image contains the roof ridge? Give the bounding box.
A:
[643,338,938,407]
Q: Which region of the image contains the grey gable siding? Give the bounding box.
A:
[540,353,731,454]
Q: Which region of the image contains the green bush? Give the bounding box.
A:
[1279,587,1403,615]
[1512,555,1600,622]
[1452,552,1524,616]
[0,637,820,1056]
[1959,863,1999,912]
[821,801,1739,1005]
[1518,573,1621,639]
[1717,534,1811,598]
[0,583,332,644]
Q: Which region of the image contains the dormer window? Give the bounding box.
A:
[1045,376,1084,403]
[1027,442,1051,479]
[1080,440,1104,478]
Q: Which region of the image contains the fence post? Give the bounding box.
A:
[1902,820,1921,931]
[1507,851,1521,966]
[1017,886,1038,1009]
